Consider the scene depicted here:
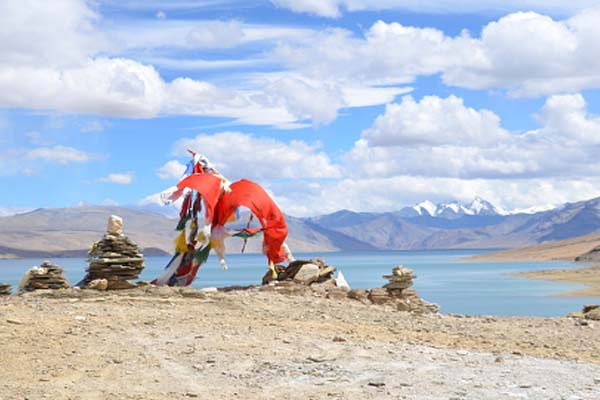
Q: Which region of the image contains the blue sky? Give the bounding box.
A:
[2,0,600,216]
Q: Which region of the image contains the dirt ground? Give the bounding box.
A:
[1,285,600,400]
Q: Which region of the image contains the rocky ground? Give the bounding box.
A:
[2,285,600,400]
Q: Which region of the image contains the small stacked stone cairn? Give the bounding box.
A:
[348,264,439,313]
[0,282,12,296]
[384,265,415,294]
[20,261,69,292]
[83,215,144,290]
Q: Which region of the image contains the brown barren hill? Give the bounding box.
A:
[467,232,600,262]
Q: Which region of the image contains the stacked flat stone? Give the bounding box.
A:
[362,264,438,313]
[0,283,12,296]
[85,233,145,284]
[383,265,415,297]
[22,261,69,292]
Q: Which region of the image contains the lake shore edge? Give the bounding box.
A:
[512,264,600,297]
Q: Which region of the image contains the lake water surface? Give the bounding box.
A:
[0,250,596,317]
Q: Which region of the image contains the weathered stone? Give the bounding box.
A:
[87,279,108,291]
[585,308,600,321]
[368,288,392,304]
[583,304,599,313]
[392,266,413,276]
[282,260,311,281]
[262,269,276,285]
[314,266,336,283]
[312,278,337,289]
[567,311,585,318]
[396,301,410,312]
[178,287,207,299]
[293,263,320,285]
[382,274,414,281]
[347,289,369,303]
[310,258,326,268]
[383,281,413,290]
[0,283,12,296]
[326,288,349,300]
[106,279,137,290]
[387,289,405,298]
[107,215,123,235]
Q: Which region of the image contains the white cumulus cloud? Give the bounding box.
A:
[275,9,600,97]
[363,95,509,147]
[157,160,187,180]
[100,173,134,185]
[171,131,342,181]
[345,94,600,180]
[26,145,93,164]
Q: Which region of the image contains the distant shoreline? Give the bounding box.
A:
[513,265,600,297]
[465,232,600,262]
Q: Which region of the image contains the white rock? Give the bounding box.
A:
[335,270,350,289]
[107,215,123,235]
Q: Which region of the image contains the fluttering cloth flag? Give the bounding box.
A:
[213,179,288,265]
[176,173,223,221]
[153,155,291,286]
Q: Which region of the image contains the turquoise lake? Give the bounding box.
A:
[0,250,596,317]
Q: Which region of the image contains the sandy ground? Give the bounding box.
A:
[514,265,600,297]
[467,233,600,262]
[2,285,600,400]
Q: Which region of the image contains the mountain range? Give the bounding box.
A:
[1,196,600,258]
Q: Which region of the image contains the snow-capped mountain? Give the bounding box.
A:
[511,204,558,215]
[399,197,508,219]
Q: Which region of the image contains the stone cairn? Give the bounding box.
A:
[0,282,12,296]
[82,215,144,290]
[349,265,439,314]
[20,261,69,292]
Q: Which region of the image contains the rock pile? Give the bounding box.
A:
[20,261,69,292]
[261,260,438,314]
[384,265,415,292]
[82,215,144,290]
[0,283,11,296]
[262,258,336,285]
[570,304,600,321]
[352,264,439,314]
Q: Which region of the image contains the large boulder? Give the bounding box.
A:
[293,263,320,285]
[585,308,600,321]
